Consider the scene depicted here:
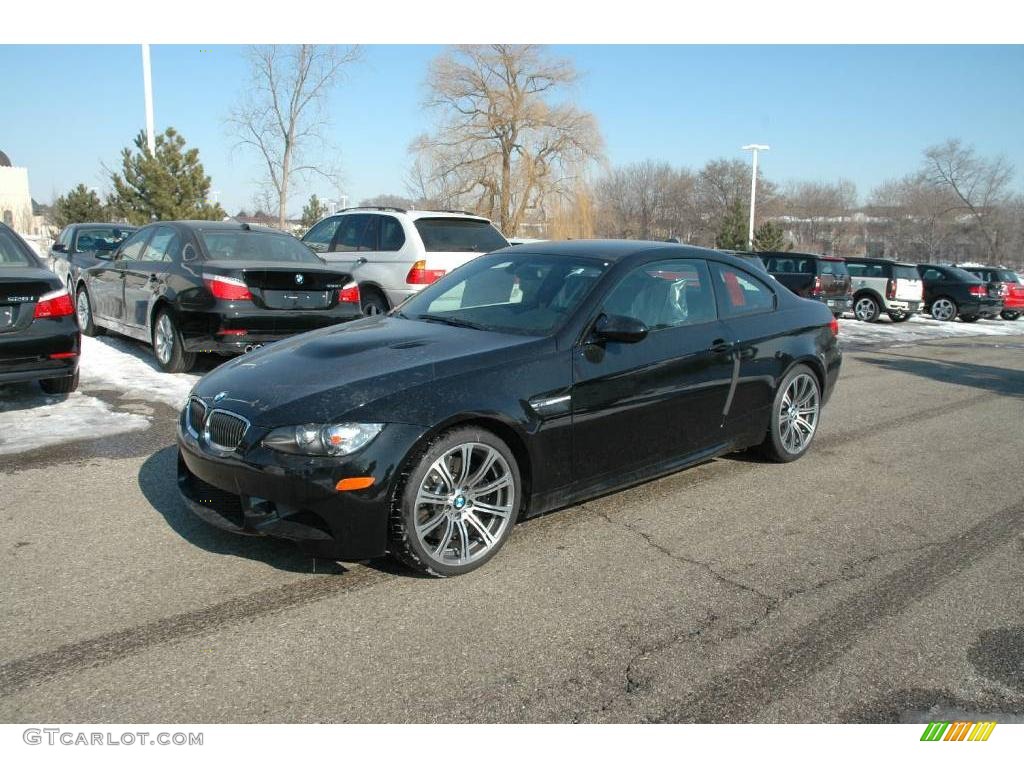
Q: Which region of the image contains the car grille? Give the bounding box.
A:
[187,397,207,436]
[206,410,248,451]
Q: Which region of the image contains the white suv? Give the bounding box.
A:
[301,208,509,315]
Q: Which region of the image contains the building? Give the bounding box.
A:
[0,149,36,233]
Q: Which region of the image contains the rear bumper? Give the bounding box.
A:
[884,299,921,313]
[819,296,852,312]
[956,300,1003,318]
[0,319,80,384]
[180,306,362,355]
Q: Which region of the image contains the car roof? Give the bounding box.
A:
[759,250,845,261]
[70,222,138,229]
[499,239,722,263]
[166,220,292,233]
[329,208,493,223]
[845,256,916,267]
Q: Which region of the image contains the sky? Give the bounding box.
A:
[1,44,1022,215]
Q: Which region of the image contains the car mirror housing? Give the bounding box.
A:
[52,243,67,253]
[594,314,648,343]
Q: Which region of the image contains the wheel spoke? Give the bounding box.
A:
[473,475,510,497]
[416,511,447,537]
[432,519,454,558]
[456,519,472,562]
[417,490,448,507]
[465,448,498,490]
[472,500,512,519]
[464,512,496,547]
[455,444,474,486]
[432,457,456,492]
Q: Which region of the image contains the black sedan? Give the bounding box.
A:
[0,223,80,394]
[75,221,363,373]
[49,223,137,295]
[916,264,1003,322]
[178,241,842,576]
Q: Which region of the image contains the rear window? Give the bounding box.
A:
[413,218,509,253]
[993,269,1018,283]
[0,229,36,267]
[892,265,919,280]
[819,259,848,276]
[198,230,323,264]
[947,267,983,283]
[765,256,815,274]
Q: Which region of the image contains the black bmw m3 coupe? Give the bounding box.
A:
[178,240,842,576]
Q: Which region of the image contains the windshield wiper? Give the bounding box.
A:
[416,313,485,330]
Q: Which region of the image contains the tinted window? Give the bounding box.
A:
[402,253,606,336]
[74,226,134,253]
[846,262,867,277]
[919,267,944,281]
[118,229,151,262]
[332,214,369,253]
[359,215,380,250]
[711,263,775,317]
[379,216,406,251]
[0,228,36,266]
[142,226,179,262]
[414,218,508,253]
[993,269,1017,282]
[601,259,717,330]
[893,265,919,280]
[819,259,848,276]
[302,217,340,253]
[947,267,983,282]
[766,256,815,275]
[198,230,323,264]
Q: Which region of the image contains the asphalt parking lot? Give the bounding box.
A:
[1,323,1023,722]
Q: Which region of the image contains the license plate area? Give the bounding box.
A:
[259,290,332,310]
[0,304,16,331]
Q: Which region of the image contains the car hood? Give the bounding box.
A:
[191,315,548,426]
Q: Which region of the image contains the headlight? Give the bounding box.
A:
[262,422,384,456]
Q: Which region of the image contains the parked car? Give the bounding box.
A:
[957,265,1024,321]
[75,221,363,373]
[178,241,841,576]
[49,223,137,295]
[844,257,924,323]
[761,251,853,317]
[0,223,80,394]
[916,264,1003,322]
[301,207,509,316]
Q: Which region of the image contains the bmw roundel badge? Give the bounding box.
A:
[295,273,304,285]
[214,391,228,403]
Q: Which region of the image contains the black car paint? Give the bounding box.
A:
[916,264,1003,319]
[78,221,363,356]
[178,241,842,561]
[0,225,80,386]
[49,223,137,294]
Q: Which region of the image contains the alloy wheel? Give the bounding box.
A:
[778,373,820,455]
[931,298,956,321]
[854,297,878,321]
[413,442,515,566]
[76,290,91,328]
[154,314,174,365]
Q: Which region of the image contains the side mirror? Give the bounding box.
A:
[52,243,67,253]
[594,314,648,344]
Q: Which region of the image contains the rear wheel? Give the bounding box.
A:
[854,295,880,322]
[75,286,104,336]
[888,311,912,323]
[361,288,389,316]
[152,310,196,373]
[760,365,821,463]
[1002,310,1020,321]
[40,372,79,395]
[930,297,957,322]
[390,427,520,577]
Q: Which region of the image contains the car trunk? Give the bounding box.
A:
[0,271,54,333]
[203,261,354,311]
[892,277,923,302]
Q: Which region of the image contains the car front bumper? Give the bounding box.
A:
[176,416,427,560]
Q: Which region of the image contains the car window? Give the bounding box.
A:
[893,265,918,280]
[820,260,848,276]
[117,229,151,262]
[74,226,134,253]
[948,266,982,282]
[359,215,380,251]
[0,228,36,266]
[332,214,368,253]
[198,230,323,264]
[766,256,815,275]
[600,259,717,330]
[141,226,179,262]
[711,263,775,317]
[846,262,866,277]
[379,216,406,251]
[919,267,943,281]
[302,217,340,253]
[413,218,509,253]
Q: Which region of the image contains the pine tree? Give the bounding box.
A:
[715,198,749,250]
[108,128,226,225]
[301,194,328,228]
[51,184,108,228]
[753,220,787,252]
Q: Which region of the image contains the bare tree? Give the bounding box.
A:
[595,160,695,241]
[866,173,961,261]
[779,179,858,255]
[924,139,1014,261]
[229,44,361,229]
[695,158,777,247]
[411,45,604,236]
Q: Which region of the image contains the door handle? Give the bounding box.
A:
[709,339,733,355]
[147,273,159,283]
[355,257,368,265]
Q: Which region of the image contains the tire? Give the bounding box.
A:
[390,426,521,577]
[152,309,196,373]
[888,312,912,323]
[853,295,881,323]
[930,297,957,322]
[360,288,389,317]
[40,372,79,395]
[759,364,822,463]
[1001,311,1020,321]
[75,285,104,336]
[960,315,979,323]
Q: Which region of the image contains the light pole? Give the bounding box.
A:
[741,144,769,250]
[141,44,156,155]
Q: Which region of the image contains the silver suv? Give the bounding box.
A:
[845,257,924,323]
[301,208,509,315]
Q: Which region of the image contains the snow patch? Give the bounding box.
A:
[79,335,200,409]
[838,314,1023,346]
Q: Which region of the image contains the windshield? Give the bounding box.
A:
[893,265,919,280]
[0,229,36,267]
[413,218,509,253]
[400,253,607,336]
[198,230,323,264]
[75,226,135,252]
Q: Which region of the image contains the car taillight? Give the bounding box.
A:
[203,274,253,301]
[338,282,360,304]
[811,276,822,296]
[829,316,839,336]
[406,260,446,285]
[886,279,897,300]
[33,288,75,319]
[968,284,987,298]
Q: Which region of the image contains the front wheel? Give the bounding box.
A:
[854,295,880,322]
[759,365,821,463]
[1001,311,1020,321]
[152,310,196,373]
[390,427,520,577]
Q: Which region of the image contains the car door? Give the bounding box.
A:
[917,266,946,306]
[571,257,736,485]
[90,227,149,323]
[123,225,178,334]
[708,261,787,443]
[301,215,341,255]
[317,213,369,274]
